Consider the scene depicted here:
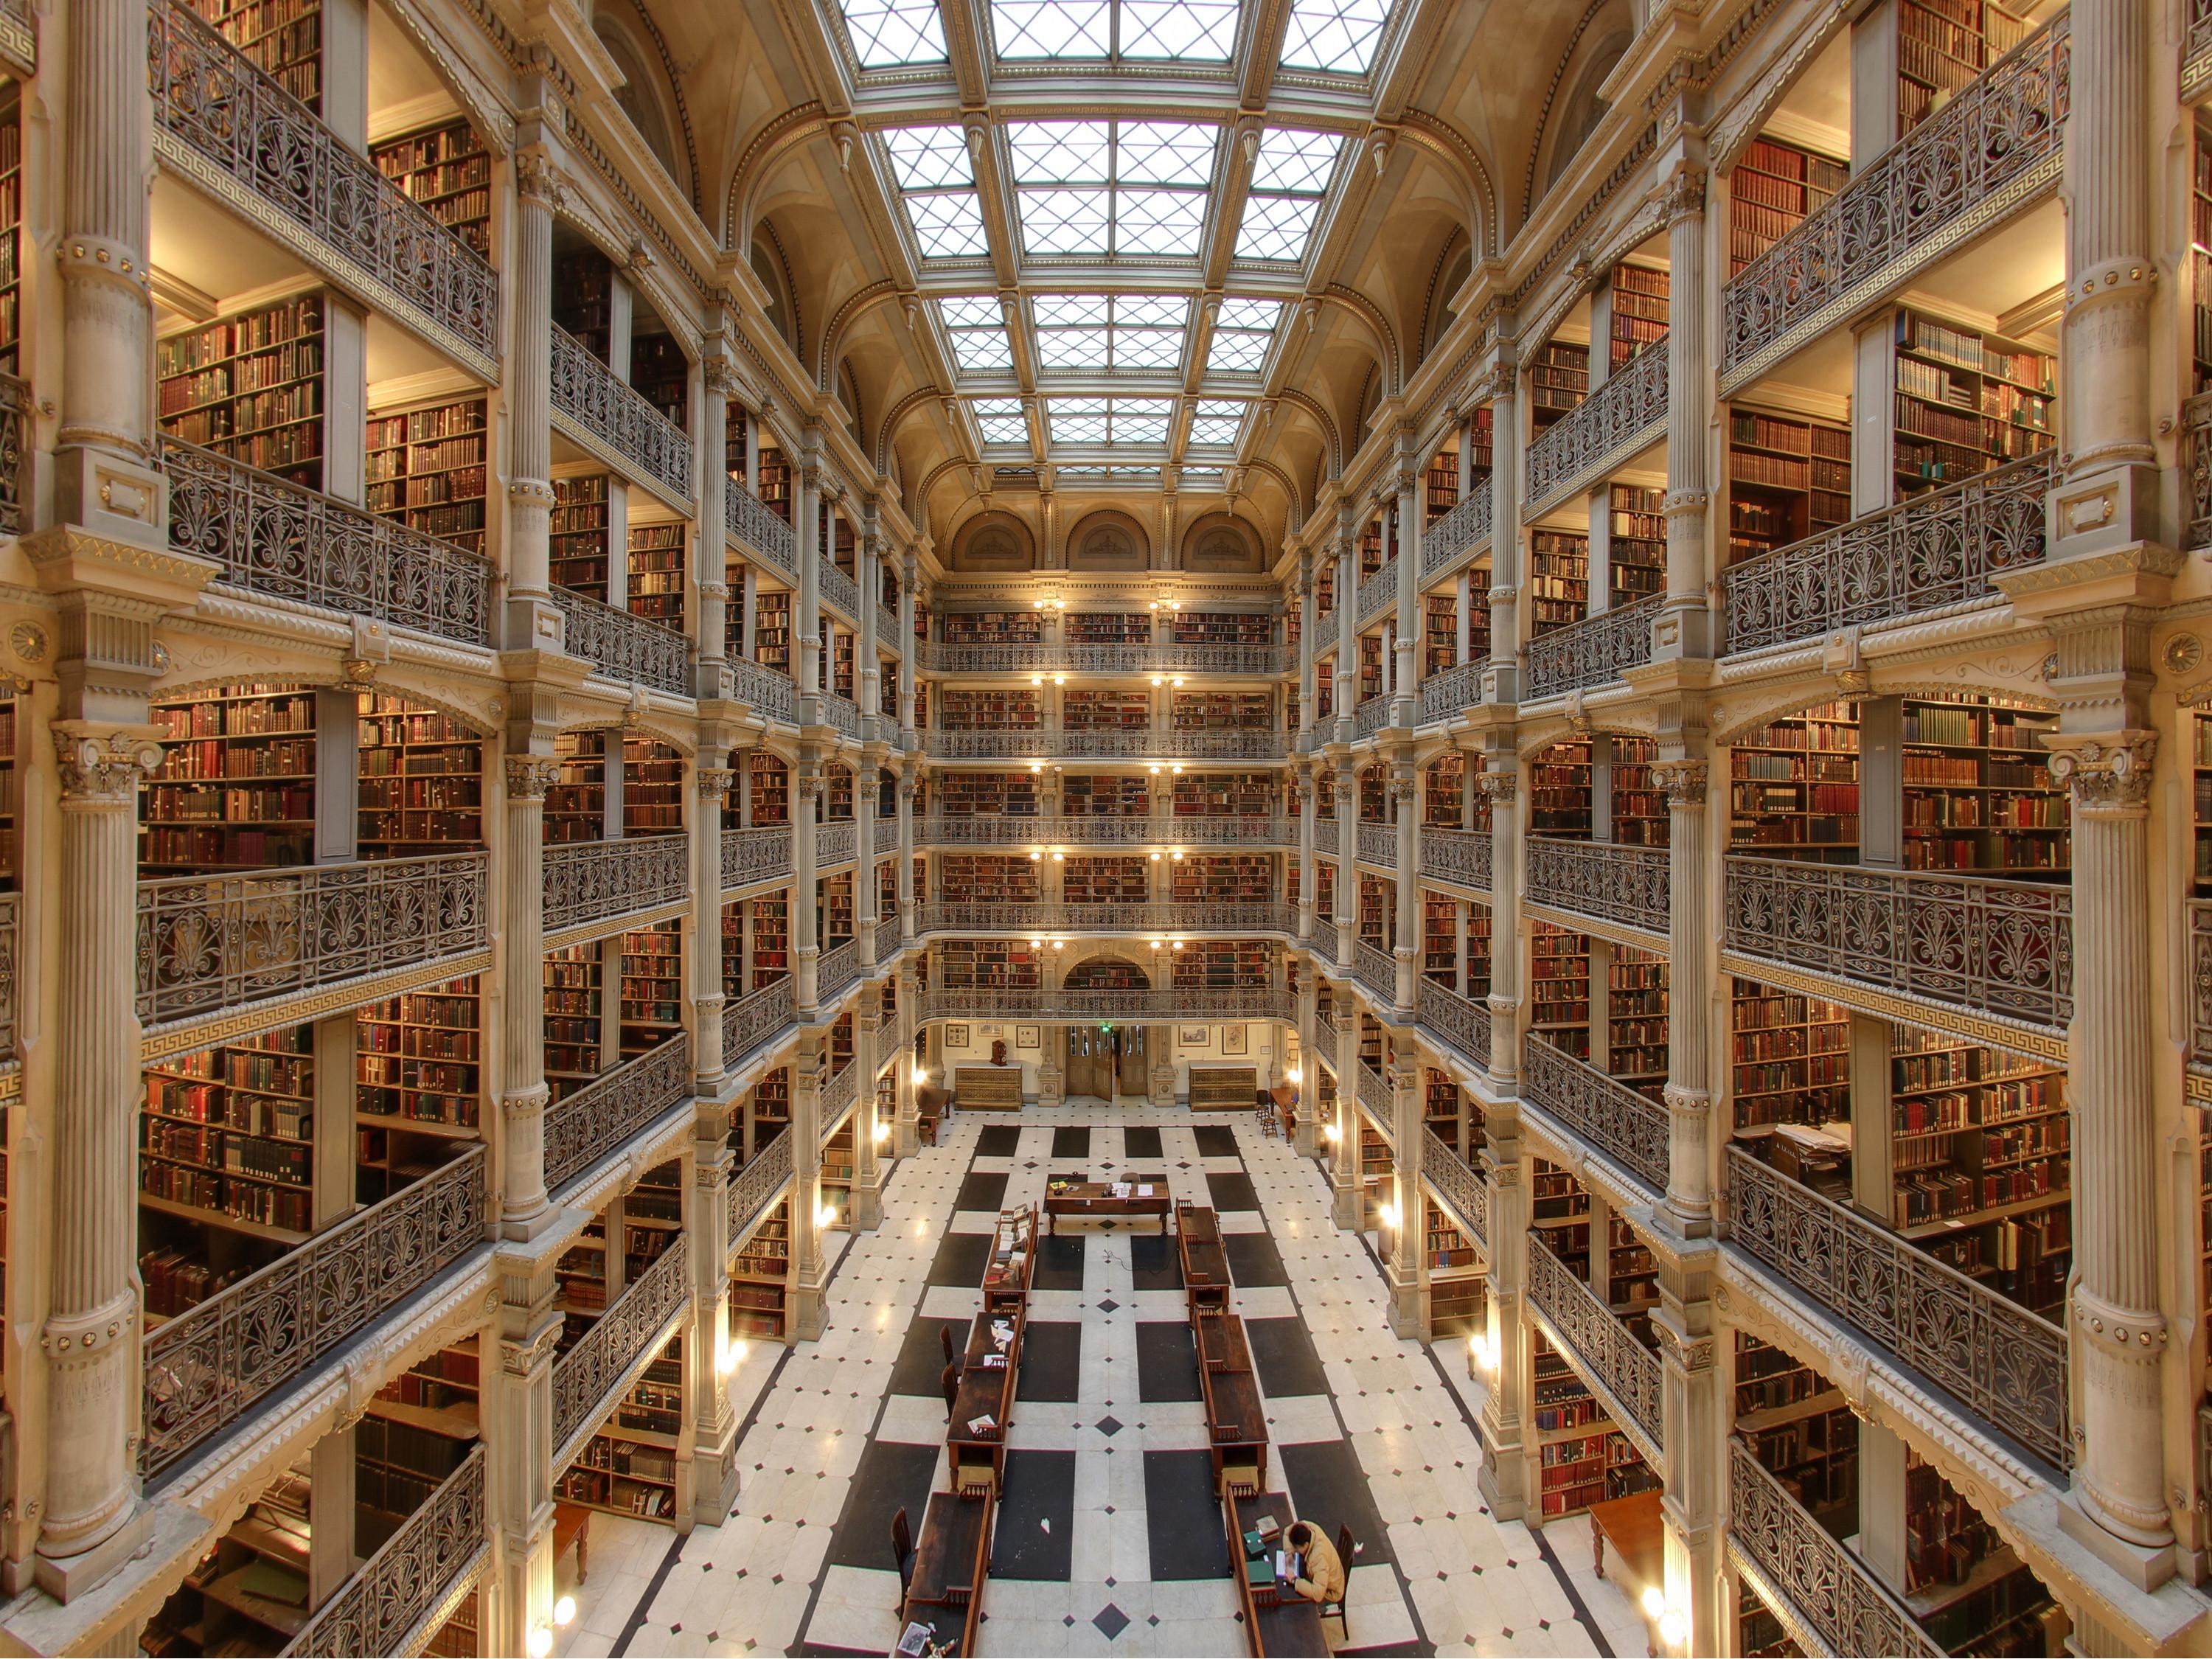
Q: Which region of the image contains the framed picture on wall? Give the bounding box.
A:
[1016,1024,1041,1049]
[1179,1026,1208,1046]
[945,1023,970,1048]
[1222,1026,1247,1056]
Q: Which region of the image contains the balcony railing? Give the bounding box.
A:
[727,656,796,723]
[914,901,1295,934]
[550,325,693,504]
[1723,857,2071,1032]
[543,833,689,934]
[728,1127,793,1243]
[1527,1230,1663,1452]
[2186,392,2212,552]
[1726,1146,2070,1469]
[282,1447,486,1657]
[1312,916,1339,961]
[1356,821,1396,866]
[1421,1128,1488,1254]
[137,852,488,1034]
[1314,1010,1340,1059]
[878,605,901,655]
[917,987,1295,1023]
[1421,827,1492,891]
[146,0,497,367]
[1315,817,1340,860]
[723,976,794,1064]
[1356,1062,1393,1147]
[1356,939,1397,1004]
[0,372,24,536]
[142,1145,488,1477]
[1422,490,1492,576]
[164,438,494,647]
[551,585,691,696]
[1417,978,1492,1069]
[1350,695,1393,740]
[919,815,1295,847]
[1524,337,1668,512]
[1722,452,2052,655]
[728,483,796,574]
[1355,558,1397,626]
[723,824,793,888]
[816,820,858,867]
[821,563,862,624]
[2194,902,2212,1072]
[818,938,859,1001]
[922,728,1287,760]
[1523,1034,1669,1193]
[2189,0,2212,102]
[1719,13,2069,390]
[545,1033,692,1194]
[917,641,1292,675]
[553,1234,692,1458]
[1526,837,1669,934]
[1727,1441,1943,1659]
[1524,594,1663,701]
[1419,660,1484,724]
[806,690,863,740]
[822,1058,860,1131]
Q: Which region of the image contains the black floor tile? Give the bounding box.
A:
[1017,1321,1082,1403]
[1122,1126,1164,1160]
[992,1450,1077,1580]
[1135,1320,1201,1403]
[889,1316,972,1398]
[1051,1126,1093,1158]
[1225,1231,1290,1288]
[1143,1450,1230,1581]
[827,1439,943,1569]
[1130,1235,1184,1292]
[976,1124,1022,1158]
[1206,1170,1260,1211]
[926,1231,992,1287]
[955,1170,1009,1212]
[1245,1317,1329,1398]
[1193,1125,1241,1158]
[1279,1437,1394,1567]
[1034,1234,1086,1292]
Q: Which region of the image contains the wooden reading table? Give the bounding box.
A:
[949,1309,1023,1498]
[898,1488,994,1657]
[1588,1488,1664,1600]
[1225,1488,1329,1657]
[981,1206,1036,1312]
[1043,1178,1173,1234]
[1178,1203,1233,1315]
[1195,1307,1268,1498]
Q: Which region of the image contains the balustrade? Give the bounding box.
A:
[821,563,861,622]
[1312,917,1340,961]
[1353,822,1393,867]
[543,833,689,934]
[0,372,22,536]
[728,1127,793,1242]
[2194,902,2212,1071]
[917,986,1295,1023]
[1420,827,1492,891]
[544,1034,693,1193]
[878,606,901,655]
[2191,0,2212,100]
[923,729,1287,760]
[552,1236,692,1457]
[1315,818,1340,860]
[1314,1012,1340,1058]
[727,481,796,574]
[137,852,488,1034]
[914,901,1295,935]
[809,691,863,740]
[1422,491,1492,576]
[1416,978,1492,1068]
[1350,695,1393,740]
[723,977,795,1065]
[1725,1147,2069,1469]
[816,821,858,867]
[723,824,793,888]
[917,641,1291,675]
[1355,1064,1393,1148]
[727,656,796,723]
[551,585,691,696]
[822,1059,859,1129]
[1523,1034,1669,1192]
[1523,594,1662,701]
[1525,837,1669,933]
[818,938,859,1001]
[1419,660,1484,724]
[1356,939,1396,1004]
[1524,337,1667,511]
[0,893,18,1060]
[549,325,693,504]
[1355,558,1397,626]
[1526,1230,1664,1453]
[918,815,1294,847]
[282,1448,486,1657]
[1421,1128,1488,1253]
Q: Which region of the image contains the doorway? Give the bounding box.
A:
[1065,1024,1147,1102]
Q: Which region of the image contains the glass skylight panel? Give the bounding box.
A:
[1234,130,1343,262]
[885,128,990,260]
[1058,465,1158,483]
[1047,397,1175,445]
[1032,294,1190,372]
[936,296,1015,372]
[1178,465,1225,485]
[1121,0,1239,59]
[1187,399,1247,446]
[970,398,1032,445]
[992,0,1112,56]
[987,0,1237,62]
[1279,0,1391,74]
[840,0,950,66]
[1011,121,1217,260]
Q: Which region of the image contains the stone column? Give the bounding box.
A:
[858,523,883,723]
[686,1100,742,1523]
[790,1047,825,1338]
[486,1275,560,1659]
[1294,973,1320,1157]
[1478,762,1521,1100]
[692,760,733,1090]
[794,759,821,1012]
[897,769,918,943]
[895,962,921,1157]
[1659,161,1711,656]
[1484,363,1522,706]
[1391,764,1418,1012]
[1394,472,1422,723]
[1332,1012,1360,1230]
[1655,1260,1723,1652]
[1295,762,1317,943]
[1333,759,1357,975]
[1653,757,1712,1234]
[696,358,737,697]
[500,754,560,1238]
[1475,1105,1529,1520]
[1297,561,1317,742]
[505,157,563,643]
[856,753,879,969]
[850,987,883,1230]
[796,457,823,698]
[1335,515,1358,740]
[899,556,920,740]
[1385,1056,1422,1336]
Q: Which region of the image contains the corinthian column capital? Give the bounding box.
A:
[504,755,562,799]
[1475,767,1517,804]
[1650,758,1708,808]
[2043,731,2157,811]
[53,723,162,802]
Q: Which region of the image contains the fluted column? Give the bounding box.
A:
[697,359,737,696]
[1334,513,1357,738]
[1660,164,1711,653]
[692,762,733,1088]
[858,523,882,723]
[1475,1110,1528,1520]
[897,768,917,942]
[1484,363,1521,704]
[1391,764,1418,1012]
[1394,473,1422,723]
[794,759,821,1012]
[505,158,561,633]
[2062,0,2154,484]
[1332,1013,1360,1230]
[790,1046,825,1338]
[500,755,559,1237]
[1296,561,1317,742]
[1294,762,1316,942]
[1385,1057,1422,1335]
[850,987,883,1230]
[1654,758,1711,1234]
[1478,762,1522,1099]
[856,756,879,969]
[1293,975,1319,1157]
[898,557,919,740]
[895,962,921,1156]
[1333,759,1357,975]
[686,1110,741,1523]
[796,455,823,697]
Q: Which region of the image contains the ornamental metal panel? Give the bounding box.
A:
[165,437,495,647]
[142,1145,488,1476]
[1422,490,1492,576]
[1722,453,2051,655]
[810,692,863,740]
[1421,1129,1488,1255]
[1417,978,1492,1069]
[822,1060,860,1130]
[1351,695,1394,739]
[1723,856,2072,1031]
[1356,557,1397,626]
[281,1447,487,1658]
[727,484,796,574]
[821,563,862,624]
[1523,593,1663,700]
[1526,1229,1663,1454]
[1355,1063,1394,1150]
[1356,939,1396,1004]
[549,324,693,504]
[923,729,1287,760]
[1421,827,1492,892]
[1312,917,1339,961]
[1357,823,1397,867]
[1526,837,1669,933]
[543,834,690,933]
[1524,337,1667,512]
[919,815,1294,847]
[727,657,796,723]
[728,1127,793,1242]
[1420,660,1485,724]
[0,892,17,1059]
[723,825,793,888]
[553,1234,692,1457]
[1523,1034,1669,1193]
[915,901,1293,934]
[818,939,859,1001]
[1726,1146,2070,1469]
[0,374,27,535]
[915,987,1295,1023]
[551,585,691,695]
[2194,902,2212,1073]
[879,606,902,655]
[817,821,858,867]
[724,977,794,1063]
[136,852,489,1029]
[545,1033,692,1193]
[919,642,1292,675]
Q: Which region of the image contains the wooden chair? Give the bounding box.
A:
[940,1324,958,1366]
[941,1362,961,1417]
[1217,1436,1262,1499]
[953,1444,996,1499]
[890,1506,915,1595]
[1317,1525,1356,1645]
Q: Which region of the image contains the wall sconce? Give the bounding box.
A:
[873,1119,892,1144]
[1051,850,1065,861]
[1285,1066,1301,1085]
[817,1203,841,1228]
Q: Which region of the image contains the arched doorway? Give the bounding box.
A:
[1062,955,1151,1100]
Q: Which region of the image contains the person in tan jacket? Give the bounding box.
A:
[1284,1521,1346,1607]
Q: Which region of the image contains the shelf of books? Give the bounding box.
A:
[1528,531,1589,636]
[624,736,684,835]
[1607,734,1665,846]
[754,587,793,675]
[941,690,1041,731]
[2198,714,2212,895]
[819,875,855,950]
[751,1065,791,1140]
[549,473,611,597]
[1897,0,2029,134]
[936,855,1040,905]
[1736,1576,1804,1659]
[139,1468,314,1658]
[934,940,1041,992]
[370,118,493,256]
[832,626,855,700]
[142,684,317,873]
[1171,854,1274,905]
[620,924,684,1060]
[357,975,482,1135]
[1531,1158,1590,1271]
[1464,904,1493,1003]
[1530,923,1590,1058]
[1610,264,1667,372]
[1605,484,1666,605]
[158,293,327,489]
[1425,446,1458,525]
[942,611,1044,645]
[1729,136,1848,277]
[1065,689,1150,731]
[1902,695,2066,874]
[1727,408,1851,565]
[357,693,483,856]
[552,248,612,362]
[1421,894,1458,985]
[1358,1119,1390,1231]
[937,771,1040,818]
[0,92,21,374]
[1357,513,1385,579]
[1172,940,1271,990]
[748,893,790,986]
[366,396,490,555]
[1728,702,1860,860]
[1528,340,1588,437]
[1423,1194,1486,1338]
[1605,1213,1658,1318]
[1422,591,1458,678]
[358,1338,480,1553]
[1065,855,1147,907]
[1899,1452,2061,1652]
[1172,772,1270,817]
[544,945,603,1102]
[748,751,790,825]
[141,1025,316,1245]
[820,1121,856,1227]
[1534,1332,1658,1519]
[558,1329,686,1523]
[545,729,608,844]
[731,1194,791,1339]
[1173,612,1273,646]
[1173,692,1273,731]
[195,0,323,106]
[1607,947,1669,1101]
[1067,611,1150,645]
[630,332,689,431]
[554,1219,608,1329]
[1730,978,1849,1132]
[1733,1333,1856,1531]
[1893,307,2054,497]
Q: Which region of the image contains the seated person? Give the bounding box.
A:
[1283,1521,1345,1607]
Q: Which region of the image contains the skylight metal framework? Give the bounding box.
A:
[936,296,1016,371]
[1047,397,1176,447]
[1186,398,1248,448]
[1236,129,1343,262]
[884,128,990,260]
[1279,0,1393,74]
[1206,298,1285,372]
[987,0,1242,62]
[838,0,948,66]
[969,397,1032,445]
[1032,293,1190,372]
[1007,121,1218,260]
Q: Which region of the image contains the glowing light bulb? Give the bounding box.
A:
[1641,1587,1666,1621]
[873,1119,891,1144]
[528,1627,553,1658]
[817,1203,841,1228]
[1658,1612,1687,1648]
[554,1597,578,1629]
[912,1066,928,1085]
[1285,1066,1301,1085]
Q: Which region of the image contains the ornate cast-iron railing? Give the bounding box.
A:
[1314,1012,1340,1060]
[2185,392,2212,552]
[1422,490,1492,576]
[1524,594,1663,701]
[914,901,1295,934]
[1420,660,1485,724]
[810,691,863,740]
[723,824,793,888]
[821,563,861,622]
[1727,1441,1943,1659]
[818,939,859,1001]
[1421,1128,1488,1254]
[146,0,498,365]
[2189,0,2212,102]
[1726,1146,2070,1469]
[1357,939,1397,1004]
[724,977,794,1064]
[550,584,690,696]
[915,987,1296,1023]
[1526,1230,1663,1453]
[1526,836,1669,933]
[728,1127,793,1242]
[878,605,900,655]
[1422,827,1492,891]
[164,438,494,646]
[1356,558,1397,626]
[1315,816,1340,860]
[816,821,858,867]
[553,1234,692,1458]
[0,893,18,1059]
[550,324,693,503]
[1355,1063,1394,1150]
[821,1060,860,1133]
[1312,916,1340,961]
[1722,452,2052,654]
[2193,902,2212,1071]
[917,641,1293,675]
[728,483,796,574]
[1350,695,1394,740]
[142,1145,488,1476]
[545,1033,692,1193]
[1417,978,1492,1069]
[543,833,689,933]
[281,1447,487,1657]
[1724,856,2071,1032]
[0,374,23,536]
[727,656,796,723]
[922,728,1287,760]
[1523,1034,1669,1192]
[1719,13,2069,388]
[137,852,488,1032]
[1524,338,1668,510]
[919,815,1295,847]
[1356,822,1396,867]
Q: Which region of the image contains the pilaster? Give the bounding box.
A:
[1653,756,1712,1237]
[499,754,560,1239]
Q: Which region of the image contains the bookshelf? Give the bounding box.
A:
[0,93,20,375]
[754,587,792,675]
[1531,1158,1590,1270]
[158,293,327,489]
[1729,702,1860,860]
[1737,1579,1804,1659]
[1358,1119,1390,1231]
[942,611,1043,645]
[1729,136,1848,277]
[1609,734,1665,847]
[1425,447,1458,525]
[819,875,855,948]
[1528,740,1592,836]
[1897,0,2029,134]
[1172,692,1272,731]
[358,1343,480,1552]
[367,397,490,556]
[1733,1332,1857,1528]
[1607,484,1666,605]
[749,751,790,824]
[139,1470,314,1657]
[1172,940,1272,990]
[1173,612,1273,647]
[553,247,613,363]
[619,925,682,1060]
[357,694,483,857]
[751,1065,791,1137]
[193,0,322,103]
[1528,530,1589,635]
[1731,978,1850,1131]
[141,1026,316,1243]
[1065,689,1150,731]
[1728,408,1851,564]
[1464,904,1493,1002]
[941,689,1041,730]
[358,976,482,1135]
[750,894,790,984]
[1901,1451,2059,1652]
[936,855,1040,904]
[1530,924,1590,1058]
[1067,611,1150,644]
[1424,592,1458,678]
[936,772,1040,817]
[934,940,1041,991]
[1610,264,1668,372]
[820,1120,855,1226]
[142,685,316,873]
[1065,856,1147,907]
[1605,1212,1658,1316]
[1901,696,2067,874]
[549,474,611,597]
[2197,714,2212,895]
[1422,894,1458,985]
[725,401,750,487]
[630,332,689,431]
[1607,947,1668,1100]
[1893,307,2054,497]
[558,1334,686,1522]
[624,737,684,834]
[731,1193,791,1339]
[1526,340,1588,436]
[545,729,608,845]
[1422,1200,1485,1335]
[544,945,602,1102]
[832,626,855,700]
[370,119,492,257]
[757,444,791,520]
[1171,772,1270,817]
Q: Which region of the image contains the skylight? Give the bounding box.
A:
[1235,129,1342,262]
[839,0,949,67]
[988,0,1240,61]
[1206,297,1284,373]
[1048,397,1176,446]
[1178,465,1225,485]
[1186,398,1248,447]
[1032,293,1189,372]
[1057,465,1159,483]
[1279,0,1391,74]
[1009,121,1217,259]
[936,296,1015,371]
[885,128,990,260]
[969,397,1032,445]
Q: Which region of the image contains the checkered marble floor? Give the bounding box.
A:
[558,1105,1647,1658]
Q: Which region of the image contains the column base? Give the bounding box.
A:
[1332,1178,1360,1231]
[849,1180,883,1231]
[34,1500,154,1604]
[1475,1436,1526,1522]
[792,1272,826,1340]
[895,1117,919,1159]
[690,1424,743,1527]
[2058,1486,2177,1594]
[1037,1061,1065,1109]
[1384,1262,1422,1339]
